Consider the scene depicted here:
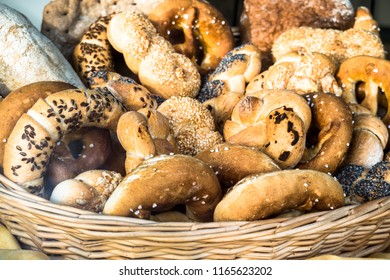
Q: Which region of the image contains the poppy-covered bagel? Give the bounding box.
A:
[223,90,312,169]
[147,0,235,75]
[3,88,126,195]
[50,169,122,212]
[0,81,75,168]
[336,55,390,125]
[107,11,201,99]
[214,169,345,221]
[297,92,353,174]
[116,108,177,173]
[103,154,222,222]
[196,142,280,191]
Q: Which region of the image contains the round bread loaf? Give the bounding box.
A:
[0,4,84,97]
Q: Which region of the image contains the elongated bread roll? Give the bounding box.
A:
[0,4,84,96]
[214,169,345,221]
[3,89,125,195]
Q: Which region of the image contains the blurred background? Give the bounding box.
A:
[0,0,389,53]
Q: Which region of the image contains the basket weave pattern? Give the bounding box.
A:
[1,174,389,260]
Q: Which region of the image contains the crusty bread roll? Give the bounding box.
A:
[103,154,222,222]
[3,89,125,195]
[0,4,84,97]
[0,81,75,168]
[214,169,345,221]
[50,170,122,212]
[196,143,280,191]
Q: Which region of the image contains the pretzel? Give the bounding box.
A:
[116,108,177,173]
[148,0,234,74]
[103,154,222,222]
[353,6,380,36]
[336,55,390,125]
[223,90,312,169]
[297,92,353,173]
[3,88,125,195]
[214,169,345,221]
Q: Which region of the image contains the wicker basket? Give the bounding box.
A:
[1,172,390,260]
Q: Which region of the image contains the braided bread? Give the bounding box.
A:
[107,11,201,99]
[3,88,125,195]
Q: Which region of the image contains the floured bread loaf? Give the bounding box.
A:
[0,4,84,97]
[41,0,164,61]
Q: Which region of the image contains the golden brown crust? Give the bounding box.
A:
[198,43,262,103]
[148,0,234,74]
[107,11,201,99]
[3,89,125,195]
[103,154,222,222]
[116,109,177,173]
[214,169,345,221]
[158,96,223,155]
[336,56,390,125]
[353,6,380,35]
[196,143,280,191]
[272,27,385,66]
[0,81,75,168]
[297,92,353,173]
[50,169,122,212]
[262,51,342,96]
[223,90,312,169]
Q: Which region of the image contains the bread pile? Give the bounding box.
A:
[1,1,390,223]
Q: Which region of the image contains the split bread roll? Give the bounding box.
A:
[103,154,222,222]
[214,169,345,221]
[3,88,125,195]
[0,4,84,97]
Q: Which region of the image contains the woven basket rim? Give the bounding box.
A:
[0,175,390,259]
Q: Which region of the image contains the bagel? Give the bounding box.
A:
[196,143,280,191]
[147,0,235,74]
[107,11,201,99]
[0,4,84,96]
[0,81,75,168]
[50,169,122,212]
[3,88,125,195]
[44,127,112,195]
[223,90,312,169]
[116,108,177,173]
[297,92,353,174]
[336,56,390,125]
[103,154,222,222]
[158,96,223,156]
[214,169,345,221]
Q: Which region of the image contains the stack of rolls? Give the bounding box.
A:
[1,1,390,224]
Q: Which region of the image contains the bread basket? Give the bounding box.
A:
[1,171,389,260]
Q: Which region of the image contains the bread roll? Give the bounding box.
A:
[0,4,84,97]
